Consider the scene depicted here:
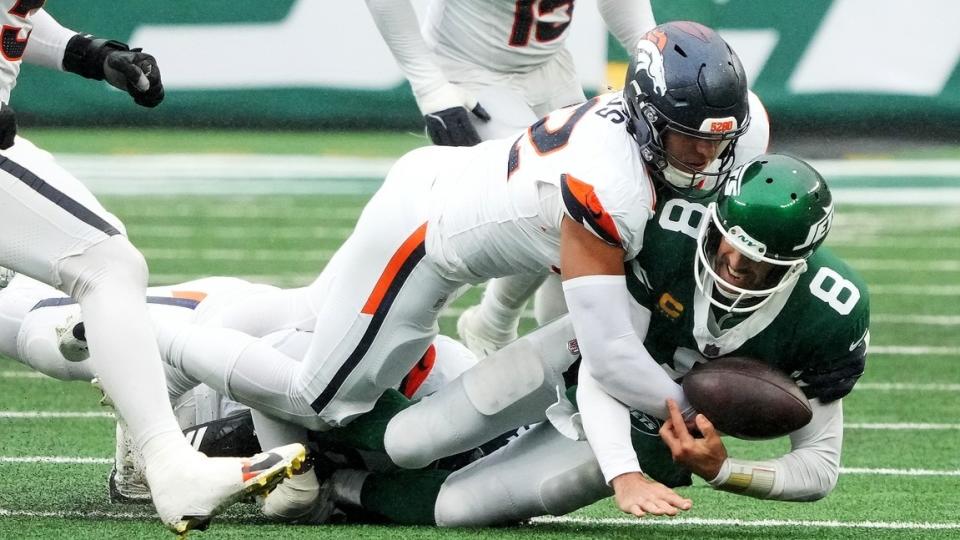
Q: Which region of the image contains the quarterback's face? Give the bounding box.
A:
[663,131,723,173]
[714,238,775,291]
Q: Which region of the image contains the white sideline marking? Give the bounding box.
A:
[845,423,960,430]
[533,516,960,530]
[856,383,960,391]
[0,456,112,464]
[0,411,113,419]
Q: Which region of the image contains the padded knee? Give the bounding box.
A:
[57,236,148,299]
[385,317,579,469]
[433,422,610,527]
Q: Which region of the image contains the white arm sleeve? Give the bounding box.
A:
[562,274,692,419]
[709,398,843,501]
[364,0,448,111]
[577,363,641,483]
[597,0,657,53]
[22,9,75,71]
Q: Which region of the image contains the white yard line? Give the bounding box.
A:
[533,515,960,530]
[47,154,960,205]
[0,411,951,430]
[840,467,960,476]
[0,411,113,419]
[0,508,956,530]
[0,456,112,464]
[139,247,335,262]
[845,423,960,430]
[0,508,153,520]
[831,188,960,205]
[848,259,960,272]
[869,285,960,296]
[868,346,960,356]
[0,371,47,379]
[856,383,960,391]
[871,314,960,325]
[0,457,954,480]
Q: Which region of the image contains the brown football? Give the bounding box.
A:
[682,357,813,439]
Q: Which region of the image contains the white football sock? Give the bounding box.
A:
[58,238,191,464]
[477,274,546,338]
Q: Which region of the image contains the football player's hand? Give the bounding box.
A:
[660,399,728,480]
[418,82,490,147]
[611,472,692,517]
[103,49,164,108]
[0,103,16,150]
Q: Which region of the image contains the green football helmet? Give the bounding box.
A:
[694,154,834,312]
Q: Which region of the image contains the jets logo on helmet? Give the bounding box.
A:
[794,203,835,251]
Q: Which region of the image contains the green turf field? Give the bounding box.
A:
[0,134,958,538]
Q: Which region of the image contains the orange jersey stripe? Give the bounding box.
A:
[172,290,208,303]
[361,223,428,315]
[562,174,622,245]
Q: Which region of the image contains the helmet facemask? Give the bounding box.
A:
[694,203,808,313]
[628,97,750,200]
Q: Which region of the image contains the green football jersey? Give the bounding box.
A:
[625,193,870,402]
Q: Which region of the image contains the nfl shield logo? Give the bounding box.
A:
[703,344,721,358]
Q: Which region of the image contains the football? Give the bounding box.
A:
[682,357,813,439]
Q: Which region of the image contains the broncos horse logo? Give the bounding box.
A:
[634,29,668,97]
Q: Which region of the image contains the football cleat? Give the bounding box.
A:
[147,442,306,536]
[0,266,14,289]
[109,421,150,504]
[456,305,517,359]
[260,459,335,524]
[182,410,261,458]
[56,317,89,362]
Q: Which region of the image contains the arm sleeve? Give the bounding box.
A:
[364,0,448,109]
[562,274,693,420]
[22,9,75,71]
[708,398,843,501]
[597,0,657,53]
[577,363,641,483]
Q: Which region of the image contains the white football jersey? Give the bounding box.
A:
[0,0,38,103]
[423,0,576,73]
[424,91,656,282]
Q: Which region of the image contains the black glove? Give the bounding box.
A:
[0,103,16,150]
[63,34,164,108]
[424,103,491,147]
